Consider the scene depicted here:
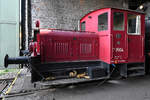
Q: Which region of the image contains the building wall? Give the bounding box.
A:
[0,0,20,68]
[31,0,128,30]
[144,3,150,17]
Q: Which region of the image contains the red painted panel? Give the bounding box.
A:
[126,12,145,63]
[99,35,111,63]
[38,30,99,63]
[78,36,99,60]
[110,9,128,64]
[80,8,111,64]
[128,36,145,63]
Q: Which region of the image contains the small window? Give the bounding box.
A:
[98,12,108,31]
[127,14,141,35]
[113,12,124,31]
[81,21,86,31]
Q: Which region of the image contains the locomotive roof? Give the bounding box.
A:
[80,7,145,21]
[111,7,145,14]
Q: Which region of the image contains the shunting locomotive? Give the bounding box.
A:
[4,8,147,83]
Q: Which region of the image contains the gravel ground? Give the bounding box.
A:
[3,68,150,100]
[0,72,18,80]
[0,65,19,79]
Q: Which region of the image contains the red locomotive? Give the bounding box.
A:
[4,8,147,83]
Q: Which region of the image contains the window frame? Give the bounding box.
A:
[81,21,86,31]
[98,12,108,31]
[127,13,141,35]
[113,12,125,31]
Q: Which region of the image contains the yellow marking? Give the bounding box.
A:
[2,69,21,100]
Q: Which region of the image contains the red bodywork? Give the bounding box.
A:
[35,30,99,63]
[30,8,145,65]
[80,8,145,64]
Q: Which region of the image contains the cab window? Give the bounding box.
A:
[98,12,108,31]
[81,21,86,31]
[113,12,124,31]
[127,14,141,35]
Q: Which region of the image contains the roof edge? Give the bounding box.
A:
[80,7,145,21]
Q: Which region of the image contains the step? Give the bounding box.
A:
[128,67,145,71]
[128,72,145,77]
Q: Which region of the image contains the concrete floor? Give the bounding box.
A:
[4,69,150,100]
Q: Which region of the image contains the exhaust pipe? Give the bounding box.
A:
[4,54,29,68]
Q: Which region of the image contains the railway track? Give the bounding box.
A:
[0,78,14,95]
[0,87,53,99]
[0,78,107,99]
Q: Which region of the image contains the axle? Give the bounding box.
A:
[4,54,29,68]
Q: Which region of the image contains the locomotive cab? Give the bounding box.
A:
[80,8,145,77]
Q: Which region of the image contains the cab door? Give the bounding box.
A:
[111,10,128,63]
[127,13,144,62]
